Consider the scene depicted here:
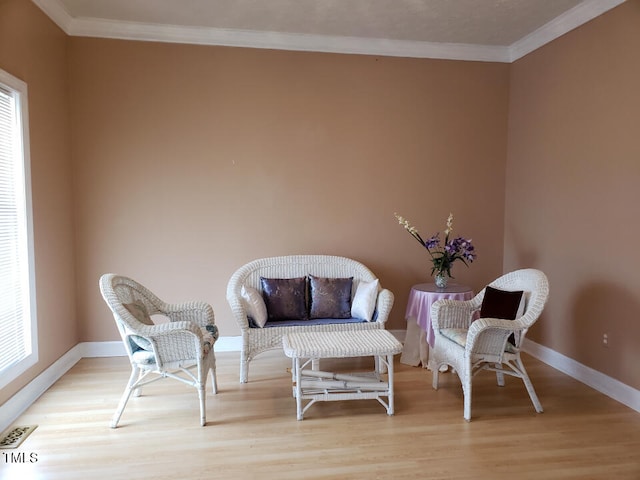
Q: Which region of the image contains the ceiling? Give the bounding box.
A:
[33,0,626,63]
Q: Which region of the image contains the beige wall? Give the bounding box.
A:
[0,0,77,405]
[506,0,640,389]
[68,39,510,341]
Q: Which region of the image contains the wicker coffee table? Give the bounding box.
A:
[282,330,403,420]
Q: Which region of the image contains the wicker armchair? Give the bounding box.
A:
[99,274,219,427]
[430,269,549,421]
[227,255,394,383]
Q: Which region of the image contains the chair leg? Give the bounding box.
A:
[432,365,440,390]
[197,359,209,426]
[431,349,443,389]
[111,366,139,428]
[495,363,505,387]
[462,375,472,422]
[133,367,145,397]
[516,356,543,413]
[210,350,218,394]
[240,355,249,384]
[198,384,206,427]
[210,366,218,394]
[460,358,473,421]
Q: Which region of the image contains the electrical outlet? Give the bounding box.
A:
[602,333,609,347]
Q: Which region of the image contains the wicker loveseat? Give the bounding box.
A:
[226,255,394,383]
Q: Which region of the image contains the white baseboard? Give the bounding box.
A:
[76,341,126,357]
[523,338,640,413]
[2,333,637,433]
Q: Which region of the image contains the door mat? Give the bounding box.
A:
[0,425,38,449]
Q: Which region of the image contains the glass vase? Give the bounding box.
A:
[434,273,448,289]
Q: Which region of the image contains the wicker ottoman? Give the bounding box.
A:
[282,330,403,420]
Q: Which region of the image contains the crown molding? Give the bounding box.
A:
[31,0,627,63]
[509,0,627,61]
[63,15,513,63]
[31,0,72,32]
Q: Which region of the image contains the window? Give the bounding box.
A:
[0,68,37,390]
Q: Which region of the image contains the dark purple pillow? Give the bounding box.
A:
[480,286,523,320]
[309,275,353,319]
[260,277,308,321]
[480,286,524,345]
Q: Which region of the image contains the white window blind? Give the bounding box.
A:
[0,68,37,390]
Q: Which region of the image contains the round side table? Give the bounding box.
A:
[400,283,474,368]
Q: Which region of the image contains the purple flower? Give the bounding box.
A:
[424,234,440,249]
[395,213,476,278]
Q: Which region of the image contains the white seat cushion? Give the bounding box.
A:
[440,328,516,353]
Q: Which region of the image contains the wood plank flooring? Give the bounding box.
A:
[2,351,639,479]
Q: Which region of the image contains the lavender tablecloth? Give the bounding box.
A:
[400,283,473,368]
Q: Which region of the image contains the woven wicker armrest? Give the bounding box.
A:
[135,321,208,363]
[465,317,526,353]
[226,291,250,330]
[135,320,202,337]
[162,301,215,327]
[431,298,478,331]
[374,288,394,324]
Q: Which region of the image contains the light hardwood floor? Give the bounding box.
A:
[2,350,639,480]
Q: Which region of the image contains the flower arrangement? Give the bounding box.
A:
[395,212,476,286]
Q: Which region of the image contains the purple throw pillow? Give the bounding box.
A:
[309,275,353,319]
[260,277,308,321]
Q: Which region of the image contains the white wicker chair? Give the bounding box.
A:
[226,255,394,383]
[99,274,218,427]
[430,269,549,421]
